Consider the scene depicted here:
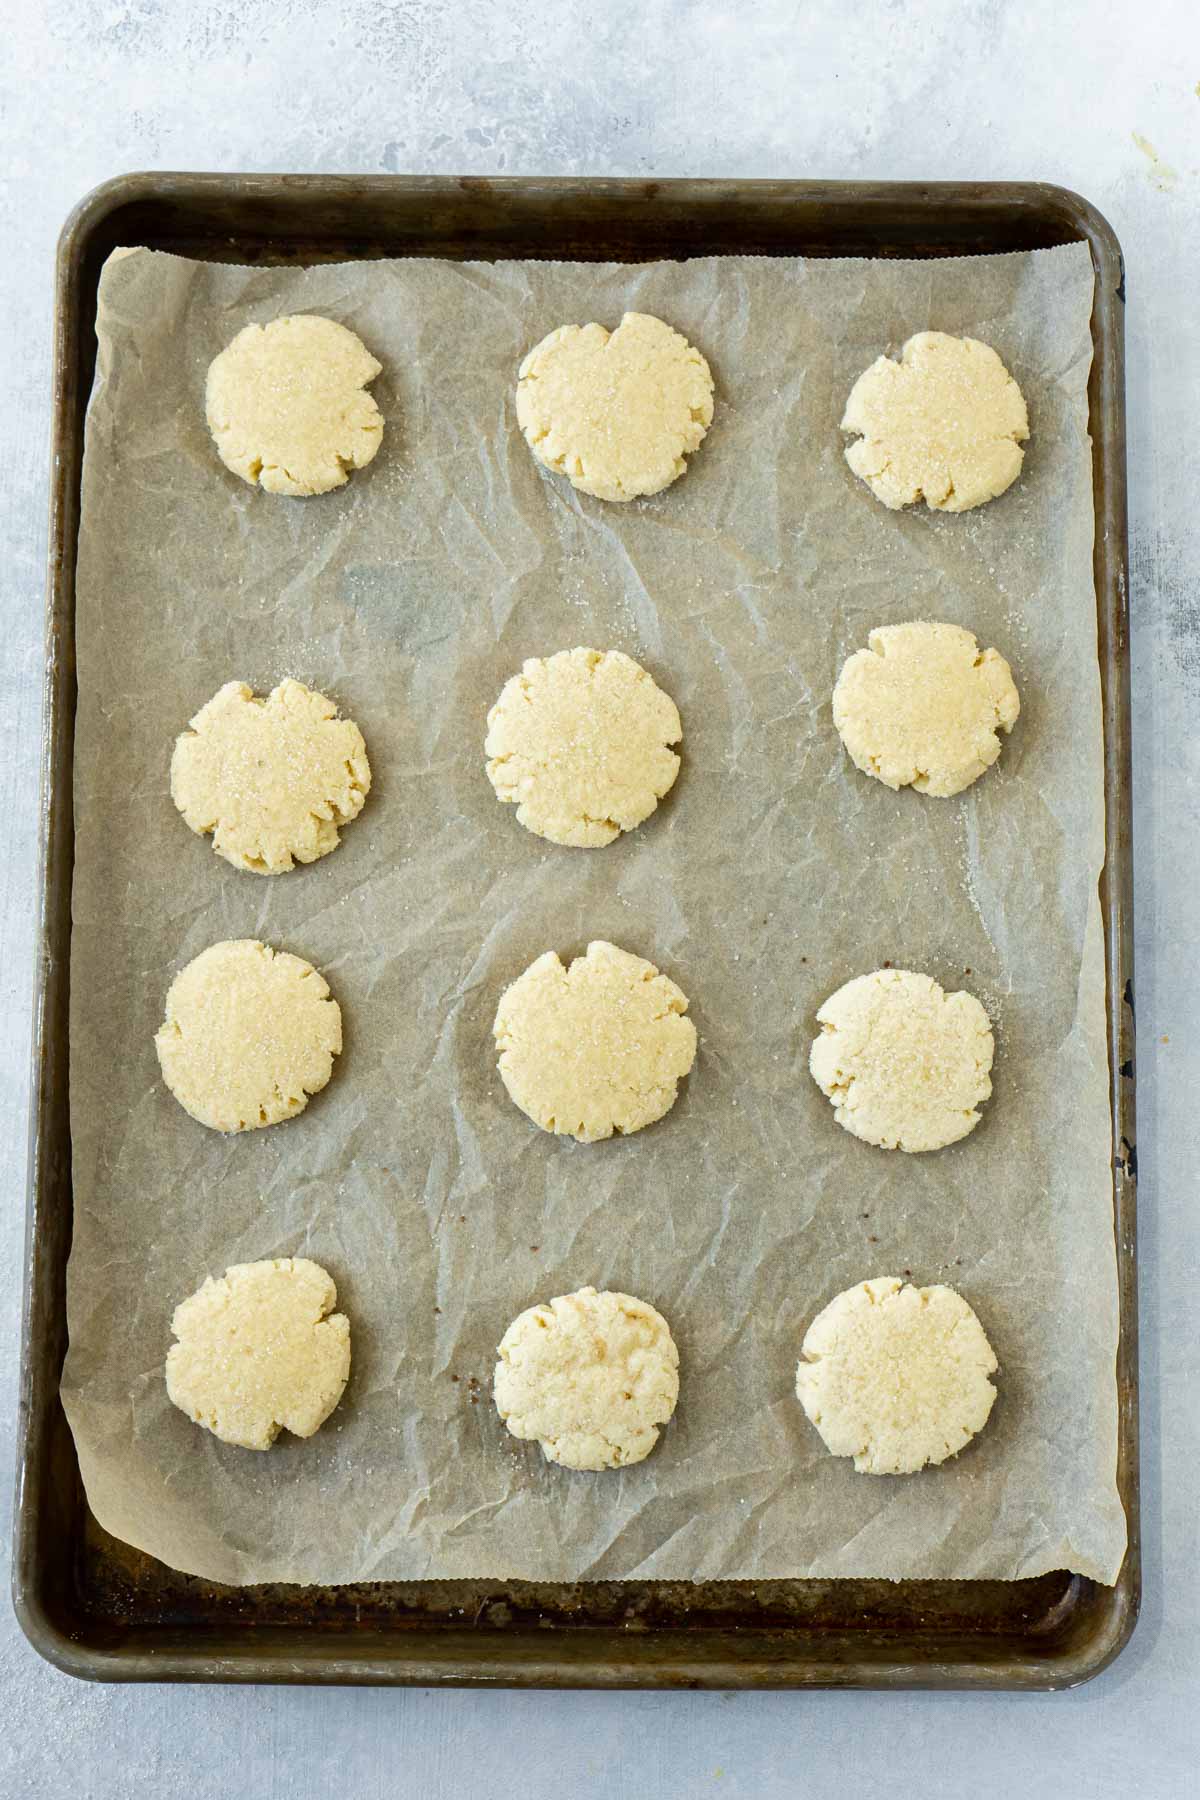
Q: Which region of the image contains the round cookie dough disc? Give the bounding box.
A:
[842,331,1029,513]
[809,968,993,1152]
[494,1286,679,1470]
[171,679,372,873]
[155,939,342,1133]
[205,314,384,496]
[833,621,1020,797]
[795,1277,998,1474]
[515,311,714,502]
[485,647,682,847]
[166,1257,351,1450]
[493,939,697,1142]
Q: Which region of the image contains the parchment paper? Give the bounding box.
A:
[62,241,1126,1586]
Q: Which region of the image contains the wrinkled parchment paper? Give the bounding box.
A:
[62,241,1126,1586]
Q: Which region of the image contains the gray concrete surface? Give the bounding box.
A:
[1,3,1197,1795]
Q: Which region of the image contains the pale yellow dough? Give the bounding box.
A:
[810,968,993,1153]
[494,1286,679,1470]
[493,940,697,1142]
[166,1257,351,1451]
[484,648,681,847]
[155,939,342,1133]
[205,314,383,496]
[833,621,1020,797]
[515,311,714,502]
[795,1277,998,1475]
[842,331,1029,512]
[170,679,371,873]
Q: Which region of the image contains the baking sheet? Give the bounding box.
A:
[61,240,1126,1587]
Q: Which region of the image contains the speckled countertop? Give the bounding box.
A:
[1,4,1196,1795]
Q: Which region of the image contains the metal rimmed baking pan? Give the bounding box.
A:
[13,175,1137,1688]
